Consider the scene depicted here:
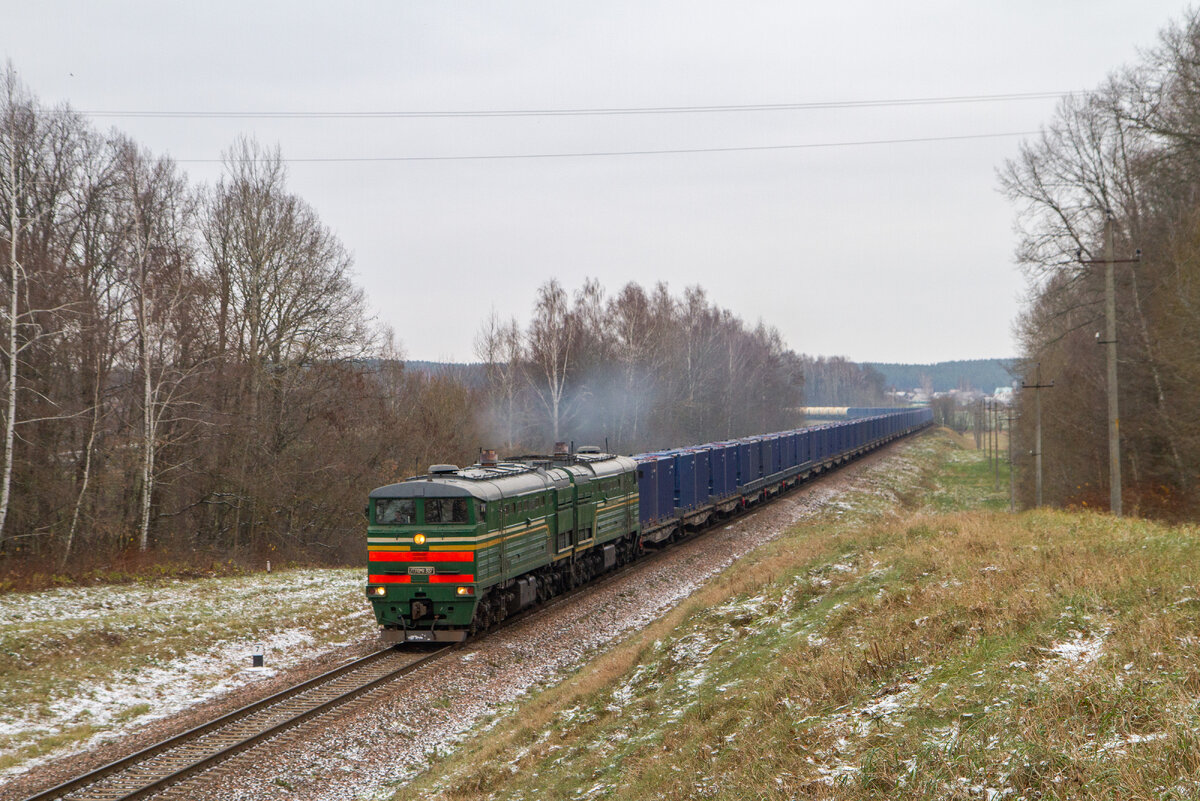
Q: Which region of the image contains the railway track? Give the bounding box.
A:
[22,433,919,801]
[21,511,744,801]
[21,646,450,801]
[22,553,665,801]
[23,555,666,801]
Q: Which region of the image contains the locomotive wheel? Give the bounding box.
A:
[476,599,494,633]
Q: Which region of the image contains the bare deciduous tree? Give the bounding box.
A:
[475,310,525,452]
[526,279,575,444]
[0,65,87,547]
[1003,8,1200,514]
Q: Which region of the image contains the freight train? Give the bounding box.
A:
[365,407,932,643]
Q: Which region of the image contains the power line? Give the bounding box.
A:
[174,130,1041,164]
[49,90,1084,120]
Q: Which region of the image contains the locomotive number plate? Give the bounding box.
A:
[408,566,434,576]
[406,631,433,642]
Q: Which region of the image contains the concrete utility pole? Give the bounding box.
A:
[985,400,992,465]
[993,400,1000,492]
[988,400,994,467]
[1023,364,1054,508]
[1080,211,1139,517]
[1103,213,1122,516]
[1007,405,1015,513]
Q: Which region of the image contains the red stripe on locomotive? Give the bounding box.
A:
[368,573,476,583]
[368,551,474,562]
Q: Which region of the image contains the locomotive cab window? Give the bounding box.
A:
[375,499,415,525]
[425,498,469,524]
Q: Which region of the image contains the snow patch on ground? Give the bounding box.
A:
[1090,731,1168,756]
[1048,633,1105,663]
[0,568,372,779]
[35,627,315,735]
[1038,630,1106,680]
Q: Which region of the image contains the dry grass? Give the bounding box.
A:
[396,429,1200,800]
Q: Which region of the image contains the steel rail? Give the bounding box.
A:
[21,646,450,801]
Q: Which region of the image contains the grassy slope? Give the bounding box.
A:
[401,429,1200,800]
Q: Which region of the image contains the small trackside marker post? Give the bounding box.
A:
[252,643,264,668]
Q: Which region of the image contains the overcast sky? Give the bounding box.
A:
[1,2,1190,363]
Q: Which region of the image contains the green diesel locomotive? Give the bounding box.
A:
[365,447,639,643]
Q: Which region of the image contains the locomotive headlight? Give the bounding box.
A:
[413,533,426,545]
[456,586,474,596]
[368,586,387,597]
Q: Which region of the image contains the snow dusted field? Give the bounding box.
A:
[0,568,376,783]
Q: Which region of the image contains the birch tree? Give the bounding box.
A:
[526,279,574,444]
[0,65,84,546]
[475,310,525,452]
[606,282,656,449]
[0,66,30,545]
[116,140,198,551]
[60,132,128,564]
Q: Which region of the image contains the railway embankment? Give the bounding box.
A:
[400,430,1200,800]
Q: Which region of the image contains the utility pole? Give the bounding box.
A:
[1105,216,1121,516]
[992,399,1000,492]
[1022,364,1054,508]
[1080,212,1139,516]
[1007,404,1015,512]
[974,399,982,450]
[987,399,993,464]
[984,399,991,463]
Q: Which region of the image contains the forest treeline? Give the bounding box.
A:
[1004,9,1200,516]
[0,67,480,570]
[865,359,1015,395]
[0,66,889,574]
[474,279,806,456]
[795,356,888,406]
